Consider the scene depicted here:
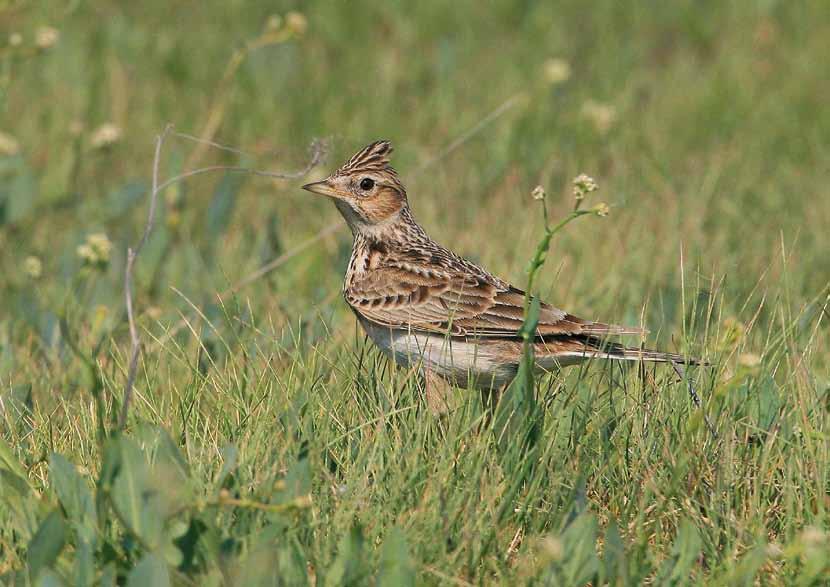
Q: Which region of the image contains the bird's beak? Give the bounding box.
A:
[301,179,340,198]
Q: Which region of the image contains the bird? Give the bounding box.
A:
[302,140,701,411]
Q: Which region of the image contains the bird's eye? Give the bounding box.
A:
[359,178,375,191]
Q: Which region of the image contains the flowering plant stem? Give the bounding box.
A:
[495,189,602,455]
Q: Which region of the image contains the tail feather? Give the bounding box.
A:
[536,336,707,366]
[604,344,706,366]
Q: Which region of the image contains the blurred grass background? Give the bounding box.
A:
[1,0,829,584]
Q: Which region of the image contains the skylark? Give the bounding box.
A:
[303,141,700,407]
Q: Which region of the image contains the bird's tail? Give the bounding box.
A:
[536,336,707,366]
[599,343,707,366]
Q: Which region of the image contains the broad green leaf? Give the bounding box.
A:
[174,515,215,574]
[377,527,415,587]
[96,437,123,523]
[35,568,67,587]
[49,454,97,587]
[560,513,600,586]
[49,454,96,529]
[725,544,768,585]
[74,541,96,587]
[283,449,311,500]
[27,509,67,582]
[134,425,190,481]
[109,436,165,549]
[0,466,41,541]
[107,434,186,566]
[657,518,702,584]
[241,524,309,584]
[326,522,367,587]
[126,553,170,587]
[277,541,309,586]
[161,540,184,568]
[602,519,627,585]
[99,563,117,587]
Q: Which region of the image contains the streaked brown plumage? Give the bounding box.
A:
[303,140,700,404]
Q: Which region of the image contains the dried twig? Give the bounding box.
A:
[412,94,519,175]
[120,124,171,431]
[119,126,326,430]
[161,134,327,188]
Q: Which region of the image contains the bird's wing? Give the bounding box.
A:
[345,263,641,338]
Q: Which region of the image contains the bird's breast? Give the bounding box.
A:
[356,316,517,389]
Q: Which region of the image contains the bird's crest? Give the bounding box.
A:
[336,140,395,176]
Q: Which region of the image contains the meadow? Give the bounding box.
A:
[1,1,829,584]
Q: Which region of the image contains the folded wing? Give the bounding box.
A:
[345,263,642,339]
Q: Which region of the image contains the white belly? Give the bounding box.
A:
[358,317,518,390]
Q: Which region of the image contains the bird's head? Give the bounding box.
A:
[302,140,408,235]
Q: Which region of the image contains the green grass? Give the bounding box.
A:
[2,0,829,584]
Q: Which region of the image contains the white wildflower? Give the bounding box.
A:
[24,256,43,279]
[77,233,113,268]
[0,131,20,156]
[591,202,610,217]
[90,123,122,149]
[581,100,617,134]
[285,12,308,36]
[35,26,60,50]
[572,173,598,201]
[542,58,571,85]
[266,14,283,31]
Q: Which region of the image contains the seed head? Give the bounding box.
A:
[90,123,122,149]
[572,173,597,201]
[581,100,617,134]
[77,233,113,269]
[24,256,43,279]
[542,58,571,85]
[265,14,283,31]
[591,202,610,217]
[531,185,546,201]
[0,131,20,157]
[35,26,60,50]
[285,12,308,36]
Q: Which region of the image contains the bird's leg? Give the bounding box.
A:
[479,383,504,413]
[477,382,509,433]
[423,369,452,415]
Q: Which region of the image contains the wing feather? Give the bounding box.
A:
[346,264,642,339]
